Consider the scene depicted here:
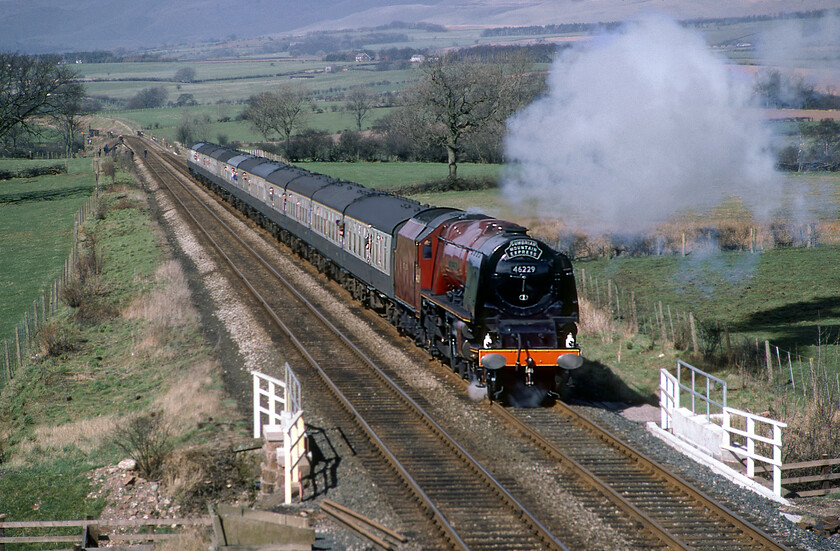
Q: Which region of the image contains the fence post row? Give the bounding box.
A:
[579,270,839,407]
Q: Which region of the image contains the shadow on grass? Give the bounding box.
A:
[0,186,93,205]
[732,295,840,350]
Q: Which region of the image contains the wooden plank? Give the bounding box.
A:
[788,457,840,469]
[0,535,82,543]
[106,533,180,542]
[782,472,840,485]
[756,457,840,473]
[795,486,840,498]
[0,517,211,529]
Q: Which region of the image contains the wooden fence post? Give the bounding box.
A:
[4,340,10,382]
[15,328,22,373]
[689,313,698,355]
[1,512,6,551]
[658,302,667,345]
[764,340,773,383]
[23,312,30,348]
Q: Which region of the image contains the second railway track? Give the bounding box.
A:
[130,137,798,551]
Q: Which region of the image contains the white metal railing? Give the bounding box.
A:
[251,363,306,504]
[659,369,679,431]
[676,360,727,420]
[660,363,788,497]
[251,362,301,438]
[722,407,787,496]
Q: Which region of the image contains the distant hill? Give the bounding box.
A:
[0,0,836,54]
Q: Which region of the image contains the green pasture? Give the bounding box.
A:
[76,59,342,81]
[82,58,420,105]
[0,158,97,340]
[297,161,501,190]
[109,103,396,145]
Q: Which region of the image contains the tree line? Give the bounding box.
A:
[216,51,544,178]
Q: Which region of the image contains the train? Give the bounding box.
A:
[186,142,582,405]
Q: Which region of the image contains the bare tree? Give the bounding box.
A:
[47,81,90,157]
[244,84,309,156]
[410,52,536,178]
[176,110,210,145]
[344,86,374,131]
[0,52,79,139]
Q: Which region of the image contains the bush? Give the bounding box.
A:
[36,322,76,357]
[164,446,257,513]
[0,164,66,181]
[113,413,174,481]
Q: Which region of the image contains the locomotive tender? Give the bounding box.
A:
[187,142,582,404]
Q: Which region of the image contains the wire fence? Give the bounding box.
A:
[577,267,840,411]
[1,191,98,390]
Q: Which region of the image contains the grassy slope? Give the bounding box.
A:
[0,168,242,529]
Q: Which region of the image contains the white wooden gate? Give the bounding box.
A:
[252,363,307,504]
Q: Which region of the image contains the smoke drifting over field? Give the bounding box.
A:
[502,14,782,235]
[757,11,840,73]
[754,11,840,103]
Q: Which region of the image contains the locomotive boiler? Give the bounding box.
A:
[187,142,581,405]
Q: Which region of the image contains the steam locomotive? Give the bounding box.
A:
[187,142,581,405]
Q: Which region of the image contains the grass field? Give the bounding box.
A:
[0,158,98,340]
[297,161,501,189]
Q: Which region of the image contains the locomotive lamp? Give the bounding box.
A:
[557,353,583,370]
[481,353,506,370]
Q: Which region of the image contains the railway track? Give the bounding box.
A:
[129,137,796,551]
[131,138,572,551]
[498,404,793,551]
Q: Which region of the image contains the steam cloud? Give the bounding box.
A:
[502,13,782,235]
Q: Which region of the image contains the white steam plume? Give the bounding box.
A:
[502,13,782,235]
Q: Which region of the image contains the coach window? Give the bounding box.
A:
[423,240,432,259]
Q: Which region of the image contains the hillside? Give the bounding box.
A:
[1,0,836,53]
